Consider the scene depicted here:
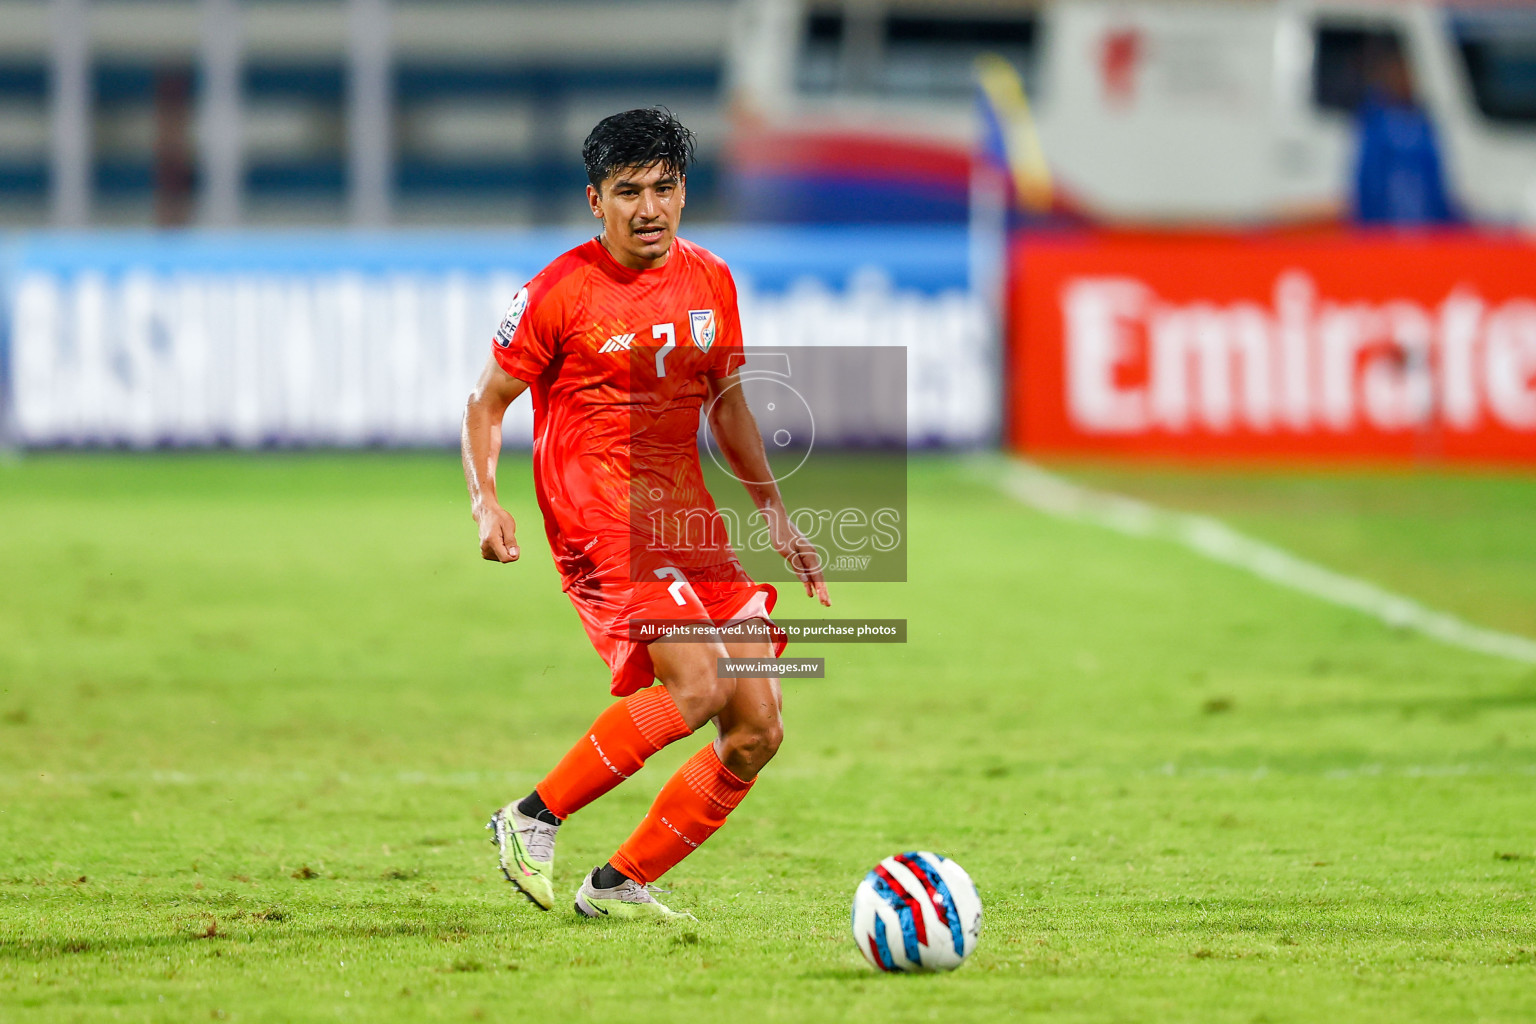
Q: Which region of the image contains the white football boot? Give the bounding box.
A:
[574,867,693,920]
[486,802,559,910]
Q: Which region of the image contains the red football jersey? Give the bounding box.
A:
[492,236,747,586]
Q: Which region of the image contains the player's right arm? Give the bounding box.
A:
[461,356,530,563]
[463,261,571,564]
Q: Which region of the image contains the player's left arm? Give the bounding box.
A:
[706,373,831,607]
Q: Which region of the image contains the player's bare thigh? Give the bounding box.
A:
[649,631,731,731]
[711,617,783,781]
[649,616,783,778]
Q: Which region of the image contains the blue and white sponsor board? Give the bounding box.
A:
[0,227,994,448]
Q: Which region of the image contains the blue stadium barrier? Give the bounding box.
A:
[0,226,994,449]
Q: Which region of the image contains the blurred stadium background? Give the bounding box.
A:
[4,1,1536,1019]
[4,0,1536,458]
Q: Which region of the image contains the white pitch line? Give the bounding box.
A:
[995,459,1536,666]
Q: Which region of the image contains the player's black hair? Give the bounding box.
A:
[582,107,696,192]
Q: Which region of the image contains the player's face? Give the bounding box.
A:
[588,163,686,270]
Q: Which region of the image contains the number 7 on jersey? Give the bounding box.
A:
[653,323,675,377]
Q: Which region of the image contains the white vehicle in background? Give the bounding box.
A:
[725,0,1536,226]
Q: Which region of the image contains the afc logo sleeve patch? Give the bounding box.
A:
[689,309,716,352]
[495,287,530,348]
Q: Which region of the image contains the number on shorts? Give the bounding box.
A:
[653,566,688,606]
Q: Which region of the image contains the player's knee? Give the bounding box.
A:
[758,719,784,761]
[699,674,735,722]
[662,662,733,729]
[721,718,783,772]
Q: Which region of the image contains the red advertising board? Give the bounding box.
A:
[1008,233,1536,463]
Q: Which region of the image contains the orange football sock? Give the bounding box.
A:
[534,686,691,820]
[609,742,755,885]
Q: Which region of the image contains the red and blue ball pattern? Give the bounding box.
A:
[852,851,982,972]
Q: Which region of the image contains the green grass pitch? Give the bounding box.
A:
[2,453,1534,1022]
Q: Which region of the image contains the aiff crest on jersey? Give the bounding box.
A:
[689,309,716,352]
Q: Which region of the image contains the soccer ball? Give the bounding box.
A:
[851,851,982,972]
